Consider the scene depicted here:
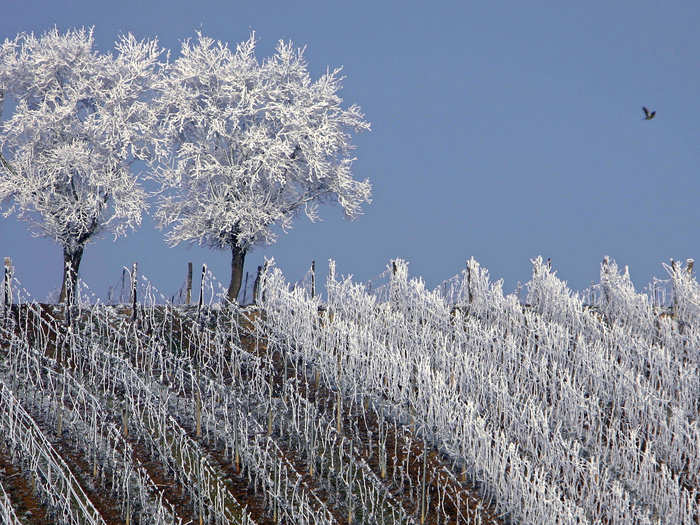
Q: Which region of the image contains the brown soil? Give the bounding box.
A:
[0,444,53,525]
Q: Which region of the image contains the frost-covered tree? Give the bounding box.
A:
[0,28,162,303]
[151,33,371,302]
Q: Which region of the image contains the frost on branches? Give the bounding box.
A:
[0,28,162,303]
[151,33,371,302]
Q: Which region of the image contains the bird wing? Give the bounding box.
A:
[642,106,650,117]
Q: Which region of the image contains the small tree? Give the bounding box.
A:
[151,33,371,302]
[0,28,162,303]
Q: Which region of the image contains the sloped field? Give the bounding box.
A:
[0,256,698,524]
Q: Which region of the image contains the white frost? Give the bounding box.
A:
[0,27,163,254]
[150,32,371,252]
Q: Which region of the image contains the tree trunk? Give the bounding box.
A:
[58,245,84,304]
[226,244,247,303]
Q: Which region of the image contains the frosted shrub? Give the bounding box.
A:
[326,259,378,324]
[1,255,698,524]
[526,256,584,326]
[260,256,699,524]
[665,259,700,326]
[598,256,654,332]
[454,257,517,327]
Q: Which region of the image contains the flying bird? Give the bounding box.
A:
[642,107,656,120]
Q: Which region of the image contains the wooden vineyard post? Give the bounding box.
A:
[273,462,278,522]
[601,256,611,306]
[336,390,342,436]
[195,391,202,438]
[57,370,65,436]
[391,260,398,311]
[186,261,193,305]
[311,260,316,298]
[347,466,354,525]
[466,259,474,305]
[3,257,10,305]
[242,271,249,305]
[199,263,206,308]
[3,257,11,322]
[130,262,138,323]
[671,259,680,318]
[263,260,270,302]
[234,424,240,473]
[253,262,270,305]
[195,387,202,439]
[379,425,387,480]
[197,264,206,324]
[267,404,273,437]
[420,439,428,524]
[122,401,129,438]
[194,272,204,436]
[253,265,262,305]
[120,267,127,302]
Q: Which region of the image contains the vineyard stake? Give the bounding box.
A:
[391,260,398,311]
[262,260,270,302]
[3,257,11,316]
[420,439,428,524]
[197,263,206,322]
[336,390,342,435]
[186,261,193,305]
[670,258,680,317]
[122,403,129,438]
[253,265,263,305]
[311,260,316,298]
[195,388,202,438]
[57,370,64,435]
[242,271,249,304]
[466,259,473,305]
[130,262,137,323]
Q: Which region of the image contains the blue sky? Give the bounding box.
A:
[1,1,698,301]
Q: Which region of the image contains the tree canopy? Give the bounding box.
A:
[0,27,163,301]
[0,28,371,303]
[151,32,371,252]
